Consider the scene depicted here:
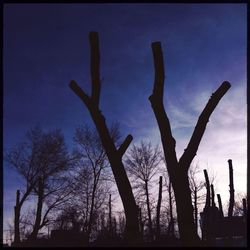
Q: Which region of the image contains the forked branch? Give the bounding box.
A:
[179,81,231,169]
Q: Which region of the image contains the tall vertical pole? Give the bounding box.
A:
[14,190,20,245]
[211,185,215,207]
[217,194,224,217]
[203,170,210,208]
[156,176,163,240]
[228,159,234,218]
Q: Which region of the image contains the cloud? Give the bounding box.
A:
[135,81,247,206]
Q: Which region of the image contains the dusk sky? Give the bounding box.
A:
[3,3,247,240]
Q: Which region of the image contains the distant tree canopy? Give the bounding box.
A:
[4,126,74,243]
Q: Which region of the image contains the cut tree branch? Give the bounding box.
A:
[151,42,165,99]
[118,135,133,157]
[149,42,178,173]
[69,80,92,108]
[89,31,101,106]
[179,81,231,169]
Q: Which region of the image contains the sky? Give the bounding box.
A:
[3,3,247,243]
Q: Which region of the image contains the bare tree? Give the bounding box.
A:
[149,41,231,245]
[161,157,176,238]
[188,163,206,234]
[4,127,45,244]
[71,124,116,243]
[26,128,74,241]
[125,141,162,241]
[69,31,139,243]
[5,126,74,243]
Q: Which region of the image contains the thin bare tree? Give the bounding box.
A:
[71,124,117,242]
[188,163,206,234]
[125,141,162,241]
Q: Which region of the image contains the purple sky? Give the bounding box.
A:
[3,3,247,242]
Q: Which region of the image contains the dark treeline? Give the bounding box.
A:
[4,125,177,246]
[3,32,247,247]
[4,125,247,247]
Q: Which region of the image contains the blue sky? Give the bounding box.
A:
[3,3,247,241]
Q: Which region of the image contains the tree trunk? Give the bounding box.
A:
[168,178,174,237]
[156,176,162,240]
[149,41,230,246]
[13,184,34,245]
[69,32,139,244]
[242,198,247,218]
[138,206,144,240]
[29,178,44,241]
[228,159,234,217]
[86,176,98,243]
[217,194,224,217]
[203,169,210,208]
[109,194,112,235]
[194,186,198,234]
[172,169,199,245]
[145,180,153,241]
[13,190,21,245]
[211,184,215,207]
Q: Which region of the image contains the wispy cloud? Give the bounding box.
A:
[132,81,247,206]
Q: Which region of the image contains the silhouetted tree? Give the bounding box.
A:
[5,127,74,244]
[188,163,206,233]
[27,128,73,241]
[228,159,235,218]
[149,41,231,245]
[69,31,139,243]
[125,141,162,241]
[216,194,224,217]
[156,176,163,240]
[71,124,117,242]
[4,139,41,244]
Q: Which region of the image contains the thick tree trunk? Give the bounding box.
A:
[149,41,230,246]
[69,32,139,244]
[13,190,21,245]
[172,169,200,245]
[145,180,153,241]
[156,176,162,240]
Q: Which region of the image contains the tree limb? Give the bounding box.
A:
[179,81,231,169]
[89,31,101,106]
[149,42,178,173]
[118,135,133,157]
[151,42,165,99]
[69,80,92,108]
